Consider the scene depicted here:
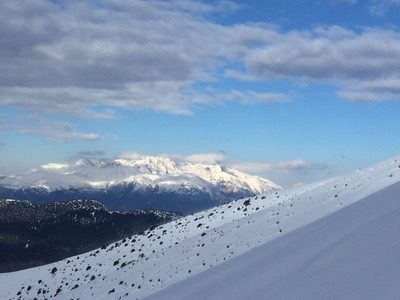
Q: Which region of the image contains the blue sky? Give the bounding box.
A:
[0,0,400,186]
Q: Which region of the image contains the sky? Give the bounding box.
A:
[0,0,400,187]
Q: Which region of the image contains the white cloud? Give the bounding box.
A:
[245,27,400,102]
[215,90,288,104]
[0,115,101,142]
[369,0,400,15]
[329,0,357,4]
[232,159,327,173]
[117,151,227,164]
[233,159,329,187]
[74,151,106,158]
[185,153,227,163]
[339,78,400,101]
[41,163,69,170]
[117,152,145,160]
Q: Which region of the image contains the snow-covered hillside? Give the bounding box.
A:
[1,156,400,300]
[0,155,280,213]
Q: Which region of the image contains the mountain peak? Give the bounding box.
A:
[3,156,280,194]
[0,156,281,213]
[2,156,400,299]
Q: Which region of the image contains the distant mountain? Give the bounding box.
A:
[0,156,280,213]
[0,199,179,272]
[1,156,399,299]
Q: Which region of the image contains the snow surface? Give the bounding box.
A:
[0,156,280,195]
[1,156,400,300]
[147,178,400,300]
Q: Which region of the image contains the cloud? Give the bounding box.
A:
[329,0,357,5]
[232,159,327,173]
[0,115,101,142]
[224,69,260,81]
[233,159,330,187]
[181,89,288,109]
[369,0,400,15]
[245,26,400,102]
[330,0,400,14]
[0,1,283,117]
[185,152,227,163]
[339,78,400,101]
[214,90,288,104]
[74,150,106,158]
[117,152,144,160]
[117,151,227,164]
[144,0,242,15]
[1,1,398,120]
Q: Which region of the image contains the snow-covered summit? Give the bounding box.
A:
[0,155,280,194]
[1,155,400,299]
[0,155,280,213]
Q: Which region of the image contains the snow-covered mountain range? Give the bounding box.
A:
[1,155,400,299]
[0,155,280,214]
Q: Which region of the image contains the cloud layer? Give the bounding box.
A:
[1,0,399,122]
[232,159,329,187]
[0,115,100,142]
[1,0,400,144]
[232,159,327,173]
[246,26,400,101]
[0,0,287,118]
[369,0,400,14]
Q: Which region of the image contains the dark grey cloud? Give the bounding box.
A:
[0,0,285,117]
[0,0,398,119]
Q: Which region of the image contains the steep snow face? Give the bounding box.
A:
[1,156,399,300]
[0,156,280,194]
[148,180,400,300]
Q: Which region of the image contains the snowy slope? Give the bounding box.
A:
[147,179,400,300]
[1,156,400,300]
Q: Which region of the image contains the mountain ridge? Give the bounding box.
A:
[1,155,399,299]
[0,155,280,213]
[0,199,179,273]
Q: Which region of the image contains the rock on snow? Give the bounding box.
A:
[1,156,400,300]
